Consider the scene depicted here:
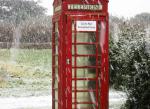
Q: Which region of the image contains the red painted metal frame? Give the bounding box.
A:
[66,16,72,109]
[52,22,55,109]
[52,0,109,109]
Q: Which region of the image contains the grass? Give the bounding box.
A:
[0,49,52,66]
[0,49,52,97]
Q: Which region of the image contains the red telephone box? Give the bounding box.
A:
[52,0,109,109]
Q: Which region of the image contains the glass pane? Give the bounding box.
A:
[78,57,89,66]
[55,56,58,65]
[72,33,75,43]
[77,104,95,109]
[76,92,96,102]
[72,69,96,78]
[72,32,96,43]
[72,80,96,90]
[72,21,75,31]
[55,102,58,109]
[72,57,93,66]
[77,45,96,55]
[55,90,58,99]
[72,104,95,109]
[54,22,59,109]
[72,45,75,54]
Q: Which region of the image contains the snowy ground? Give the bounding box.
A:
[0,90,126,109]
[109,90,127,109]
[0,96,51,109]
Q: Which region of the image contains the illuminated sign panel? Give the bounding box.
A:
[68,4,103,11]
[76,21,96,31]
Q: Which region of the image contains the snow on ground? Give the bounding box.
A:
[109,89,127,109]
[0,96,51,109]
[0,90,126,109]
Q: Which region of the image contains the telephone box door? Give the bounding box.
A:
[66,16,108,109]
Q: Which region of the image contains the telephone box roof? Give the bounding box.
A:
[53,0,109,6]
[53,0,109,15]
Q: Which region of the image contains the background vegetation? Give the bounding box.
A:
[109,14,150,108]
[0,0,51,48]
[0,0,51,97]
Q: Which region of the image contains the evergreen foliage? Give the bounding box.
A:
[123,44,150,109]
[109,14,150,108]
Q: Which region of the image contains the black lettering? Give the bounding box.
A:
[80,5,83,9]
[68,4,102,11]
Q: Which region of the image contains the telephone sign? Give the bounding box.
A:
[68,4,103,11]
